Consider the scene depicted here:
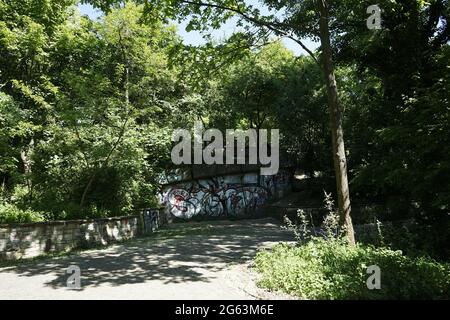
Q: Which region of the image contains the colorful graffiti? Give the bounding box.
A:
[161,171,290,219]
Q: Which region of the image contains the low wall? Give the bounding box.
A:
[0,210,165,261]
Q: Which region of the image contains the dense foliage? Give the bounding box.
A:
[0,1,194,220]
[0,1,449,258]
[254,240,450,299]
[255,203,450,299]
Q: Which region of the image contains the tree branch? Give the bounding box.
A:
[179,0,319,63]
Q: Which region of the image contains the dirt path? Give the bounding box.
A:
[0,218,296,300]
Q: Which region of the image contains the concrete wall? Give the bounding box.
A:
[161,170,291,220]
[0,215,143,261]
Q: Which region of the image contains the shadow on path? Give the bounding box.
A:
[0,218,294,291]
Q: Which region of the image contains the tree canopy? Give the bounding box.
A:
[1,0,449,257]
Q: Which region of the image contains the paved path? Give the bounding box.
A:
[0,218,295,300]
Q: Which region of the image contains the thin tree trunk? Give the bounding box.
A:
[1,176,6,199]
[20,138,34,204]
[80,66,130,208]
[317,0,355,245]
[80,170,97,208]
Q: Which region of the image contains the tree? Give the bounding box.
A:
[317,0,354,244]
[204,42,329,176]
[209,42,289,130]
[1,1,193,218]
[49,2,186,214]
[94,0,358,243]
[333,1,449,218]
[0,0,76,203]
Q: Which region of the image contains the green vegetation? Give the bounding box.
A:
[0,0,449,261]
[0,203,45,224]
[1,2,185,220]
[255,199,450,299]
[254,240,450,299]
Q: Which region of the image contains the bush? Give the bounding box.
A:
[0,203,45,224]
[254,238,450,299]
[254,193,450,299]
[356,219,450,262]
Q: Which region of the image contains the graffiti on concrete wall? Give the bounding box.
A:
[161,171,290,219]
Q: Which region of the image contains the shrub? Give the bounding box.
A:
[254,240,450,299]
[356,219,450,261]
[254,192,450,299]
[0,203,45,224]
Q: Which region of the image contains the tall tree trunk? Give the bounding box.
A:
[317,0,355,245]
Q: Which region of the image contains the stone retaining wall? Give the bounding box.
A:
[0,215,144,261]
